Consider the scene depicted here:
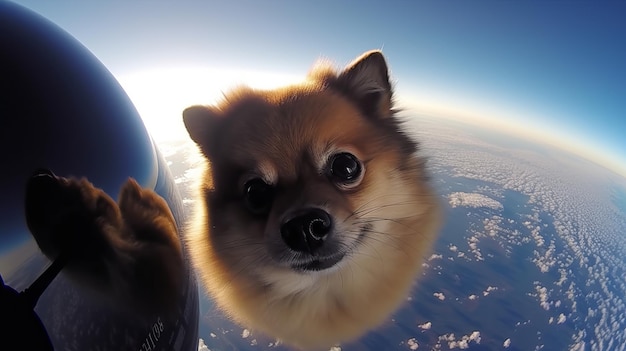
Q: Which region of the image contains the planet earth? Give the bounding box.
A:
[160,114,626,351]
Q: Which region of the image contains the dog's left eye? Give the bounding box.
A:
[244,178,274,215]
[328,152,363,187]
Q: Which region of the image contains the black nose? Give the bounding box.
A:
[281,208,332,253]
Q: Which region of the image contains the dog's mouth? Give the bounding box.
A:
[289,223,370,272]
[291,253,346,272]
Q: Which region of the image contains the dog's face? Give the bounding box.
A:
[184,51,427,284]
[184,51,439,348]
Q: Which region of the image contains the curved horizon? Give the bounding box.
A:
[11,0,626,179]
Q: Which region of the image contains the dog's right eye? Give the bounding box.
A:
[243,178,274,215]
[328,152,364,189]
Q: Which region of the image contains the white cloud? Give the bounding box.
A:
[483,286,498,296]
[434,292,446,301]
[469,331,481,343]
[557,313,567,324]
[453,340,469,349]
[503,338,511,348]
[241,329,250,338]
[198,338,210,351]
[448,192,503,210]
[428,253,443,261]
[438,331,481,350]
[534,284,552,310]
[418,321,432,330]
[407,338,419,350]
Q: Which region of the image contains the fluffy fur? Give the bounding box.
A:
[24,170,184,319]
[183,50,441,349]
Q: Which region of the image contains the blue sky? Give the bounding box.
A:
[12,0,626,176]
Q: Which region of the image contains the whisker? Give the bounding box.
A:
[352,216,419,233]
[352,200,424,218]
[218,253,269,291]
[351,223,427,262]
[345,193,426,221]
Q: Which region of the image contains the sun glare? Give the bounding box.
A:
[117,67,301,142]
[118,68,626,178]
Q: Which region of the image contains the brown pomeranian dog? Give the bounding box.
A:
[183,50,441,349]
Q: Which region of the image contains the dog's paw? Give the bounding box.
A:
[25,169,122,267]
[25,170,184,318]
[118,178,181,250]
[117,178,184,316]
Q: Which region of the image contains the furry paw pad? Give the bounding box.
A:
[25,169,121,263]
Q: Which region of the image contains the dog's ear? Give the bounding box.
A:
[183,105,220,154]
[335,50,393,119]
